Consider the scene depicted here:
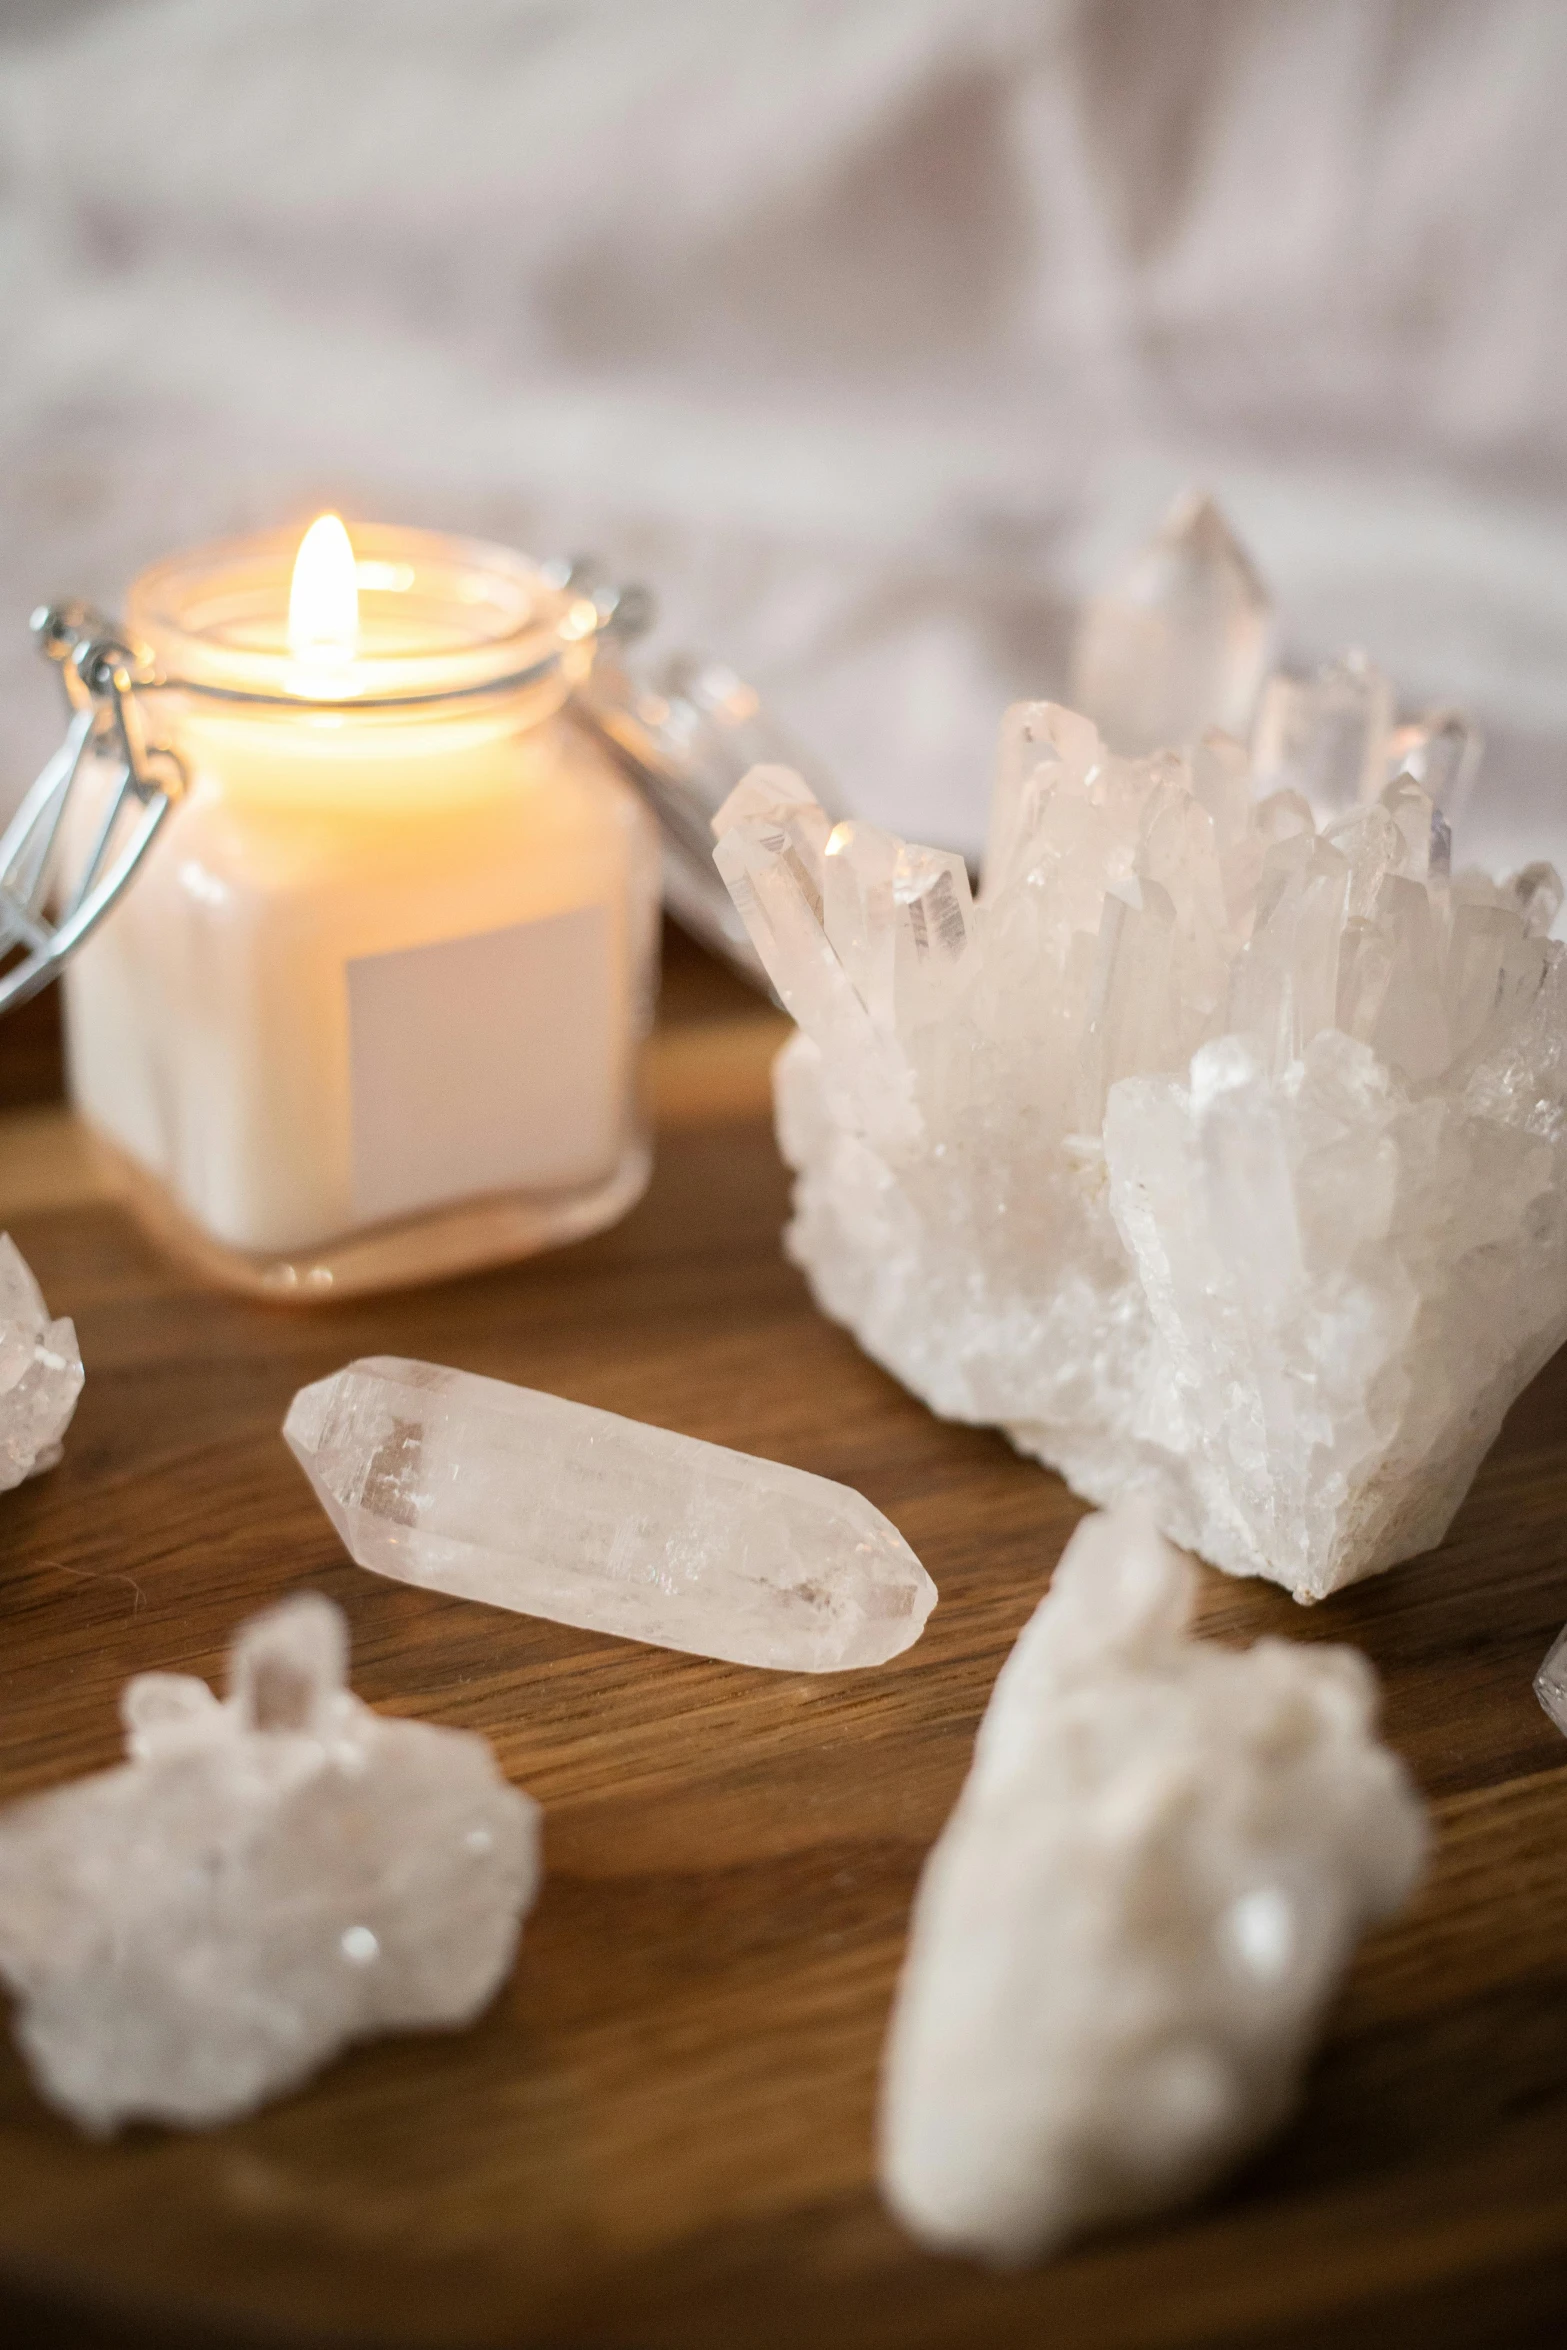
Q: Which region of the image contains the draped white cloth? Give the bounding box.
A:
[3,0,1565,872]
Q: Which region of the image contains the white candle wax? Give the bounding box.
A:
[63,522,659,1292]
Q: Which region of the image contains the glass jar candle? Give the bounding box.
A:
[61,519,660,1298]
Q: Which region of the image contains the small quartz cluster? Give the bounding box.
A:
[0,1594,539,2132]
[714,693,1567,1601]
[879,1505,1426,2265]
[1536,1622,1567,1738]
[286,1356,936,1672]
[0,1232,83,1491]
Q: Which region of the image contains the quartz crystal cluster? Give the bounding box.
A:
[714,700,1567,1601]
[879,1505,1427,2265]
[0,1594,539,2132]
[286,1357,936,1672]
[0,1232,83,1491]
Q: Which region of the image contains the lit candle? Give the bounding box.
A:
[62,519,660,1296]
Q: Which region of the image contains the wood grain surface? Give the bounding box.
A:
[2,957,1566,2349]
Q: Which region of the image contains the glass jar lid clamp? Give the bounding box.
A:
[0,603,186,1016]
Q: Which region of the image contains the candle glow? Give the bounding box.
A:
[287,514,359,664]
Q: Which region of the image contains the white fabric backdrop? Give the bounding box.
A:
[2,0,1565,872]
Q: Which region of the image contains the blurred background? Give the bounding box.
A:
[3,0,1566,872]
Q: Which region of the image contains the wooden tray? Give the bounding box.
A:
[2,976,1566,2349]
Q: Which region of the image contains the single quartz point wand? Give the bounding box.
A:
[285,1357,937,1673]
[0,1594,539,2134]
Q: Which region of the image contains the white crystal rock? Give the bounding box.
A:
[714,710,1567,1601]
[285,1356,936,1672]
[1535,1622,1567,1736]
[1070,491,1276,755]
[0,1594,539,2134]
[0,1232,83,1491]
[879,1505,1427,2266]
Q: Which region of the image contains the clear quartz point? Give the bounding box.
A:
[1070,490,1275,755]
[1537,1623,1567,1736]
[1507,862,1564,937]
[1380,773,1445,884]
[1252,650,1396,820]
[822,822,975,1038]
[0,1594,539,2134]
[0,1233,84,1491]
[713,767,919,1149]
[285,1358,936,1673]
[1386,708,1483,818]
[878,1505,1427,2265]
[714,688,1567,1603]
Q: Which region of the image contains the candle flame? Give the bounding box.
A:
[288,514,358,662]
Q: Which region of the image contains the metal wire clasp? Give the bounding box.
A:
[0,605,186,1015]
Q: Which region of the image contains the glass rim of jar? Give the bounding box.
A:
[124,523,600,714]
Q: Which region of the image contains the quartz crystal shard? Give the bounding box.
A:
[1070,491,1276,755]
[0,1595,538,2133]
[715,688,1567,1600]
[285,1357,936,1672]
[1536,1623,1567,1736]
[879,1506,1426,2265]
[0,1232,83,1490]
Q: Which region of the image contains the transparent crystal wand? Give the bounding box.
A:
[286,1357,937,1672]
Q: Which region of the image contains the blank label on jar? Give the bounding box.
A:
[347,905,615,1226]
